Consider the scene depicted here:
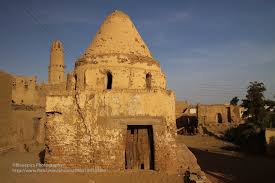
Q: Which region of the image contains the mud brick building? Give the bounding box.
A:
[44,10,202,174]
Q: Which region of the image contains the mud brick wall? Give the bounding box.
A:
[198,104,242,125]
[45,90,190,172]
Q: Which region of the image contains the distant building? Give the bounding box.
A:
[176,102,243,135]
[266,128,275,155]
[0,71,45,151]
[197,104,242,125]
[0,39,67,151]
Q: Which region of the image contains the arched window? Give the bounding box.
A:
[146,73,152,89]
[216,113,223,123]
[107,72,112,89]
[74,75,77,90]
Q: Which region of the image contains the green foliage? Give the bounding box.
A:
[223,81,271,154]
[242,81,266,125]
[230,96,239,105]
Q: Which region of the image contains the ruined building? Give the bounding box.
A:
[44,10,202,173]
[266,128,275,155]
[197,104,242,125]
[197,104,243,135]
[175,101,243,135]
[0,71,45,151]
[0,40,67,151]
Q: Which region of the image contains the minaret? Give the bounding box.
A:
[48,40,65,84]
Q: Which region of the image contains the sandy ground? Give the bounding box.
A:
[1,136,275,183]
[180,135,275,183]
[0,145,182,183]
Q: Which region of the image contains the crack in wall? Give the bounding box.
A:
[74,92,93,164]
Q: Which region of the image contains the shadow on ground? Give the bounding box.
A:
[189,147,275,183]
[220,145,240,152]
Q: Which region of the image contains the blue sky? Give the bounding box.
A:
[0,0,274,104]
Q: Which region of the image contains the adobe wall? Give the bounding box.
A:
[0,71,17,150]
[197,104,241,126]
[12,105,46,144]
[175,101,188,118]
[266,128,275,155]
[11,75,45,106]
[0,71,48,151]
[10,75,47,146]
[41,83,66,95]
[74,55,166,91]
[45,90,200,173]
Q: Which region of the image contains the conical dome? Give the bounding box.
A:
[85,10,152,58]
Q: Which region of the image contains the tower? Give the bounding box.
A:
[48,40,65,84]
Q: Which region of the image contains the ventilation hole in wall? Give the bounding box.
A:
[74,75,77,90]
[107,72,112,89]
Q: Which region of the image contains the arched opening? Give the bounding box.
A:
[216,113,223,123]
[107,72,112,89]
[146,73,152,89]
[74,75,77,90]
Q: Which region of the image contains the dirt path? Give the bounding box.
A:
[178,135,275,183]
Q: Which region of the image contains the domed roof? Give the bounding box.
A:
[85,10,152,58]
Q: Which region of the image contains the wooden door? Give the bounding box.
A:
[125,125,154,170]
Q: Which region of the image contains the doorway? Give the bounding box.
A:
[125,125,154,170]
[227,107,232,122]
[216,113,223,123]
